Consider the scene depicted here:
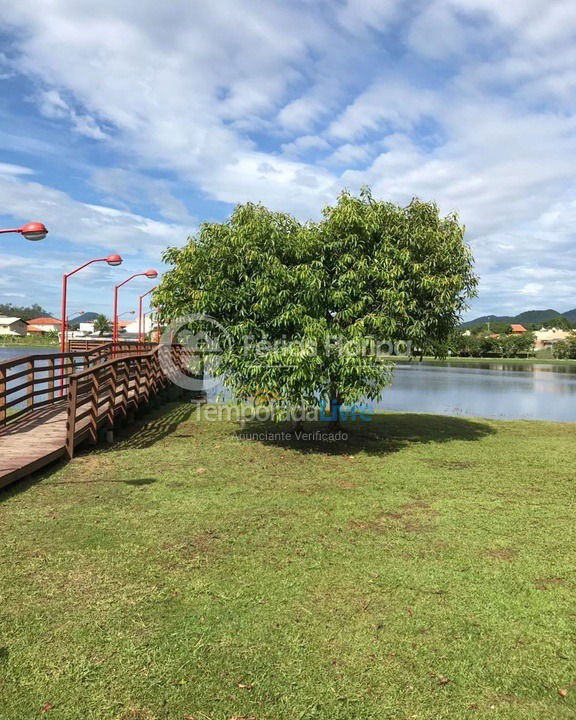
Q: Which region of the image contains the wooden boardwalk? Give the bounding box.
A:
[0,342,191,491]
[0,405,67,489]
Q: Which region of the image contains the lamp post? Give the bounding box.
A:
[113,270,158,343]
[138,286,157,342]
[0,222,48,241]
[60,255,123,355]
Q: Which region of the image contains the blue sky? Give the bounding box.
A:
[1,0,576,320]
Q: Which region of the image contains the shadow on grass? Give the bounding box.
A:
[124,477,156,486]
[234,412,496,456]
[113,401,199,450]
[0,402,198,502]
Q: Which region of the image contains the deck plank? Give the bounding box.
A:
[0,406,68,489]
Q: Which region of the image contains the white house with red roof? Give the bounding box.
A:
[27,316,61,334]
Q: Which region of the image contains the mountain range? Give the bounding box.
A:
[461,308,576,329]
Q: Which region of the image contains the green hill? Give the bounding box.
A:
[461,308,576,329]
[68,311,100,326]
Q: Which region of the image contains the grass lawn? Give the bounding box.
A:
[1,403,575,719]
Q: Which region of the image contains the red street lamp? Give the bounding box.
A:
[60,254,123,356]
[0,221,48,241]
[113,270,158,343]
[138,286,157,342]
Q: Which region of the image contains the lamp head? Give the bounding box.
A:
[20,222,48,241]
[145,269,158,279]
[106,254,123,266]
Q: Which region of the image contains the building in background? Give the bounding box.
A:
[0,317,28,336]
[27,316,60,334]
[534,328,571,351]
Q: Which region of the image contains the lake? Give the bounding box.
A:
[375,361,576,422]
[2,346,576,423]
[0,346,59,363]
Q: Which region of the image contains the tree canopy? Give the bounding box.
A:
[0,302,51,321]
[155,189,477,421]
[93,314,111,336]
[543,316,572,330]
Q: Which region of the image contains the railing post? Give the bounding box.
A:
[47,357,54,403]
[66,374,78,459]
[107,362,117,428]
[27,360,34,409]
[88,368,100,445]
[0,366,5,424]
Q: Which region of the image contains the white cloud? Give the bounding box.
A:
[0,172,191,257]
[89,168,195,225]
[336,0,401,34]
[0,163,35,175]
[324,143,371,167]
[328,81,438,140]
[281,135,330,157]
[37,88,108,139]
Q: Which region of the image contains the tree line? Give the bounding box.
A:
[449,330,536,358]
[0,303,52,321]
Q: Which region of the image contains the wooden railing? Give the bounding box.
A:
[0,342,158,427]
[0,348,107,426]
[67,339,155,354]
[65,344,191,458]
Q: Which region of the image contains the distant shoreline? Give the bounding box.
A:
[0,337,58,347]
[394,355,576,365]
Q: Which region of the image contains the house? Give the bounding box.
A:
[533,328,571,351]
[27,316,60,334]
[0,316,28,336]
[123,316,155,336]
[510,324,527,334]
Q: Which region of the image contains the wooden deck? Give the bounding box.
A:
[0,342,192,491]
[0,405,67,489]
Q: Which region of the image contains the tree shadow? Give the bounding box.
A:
[0,403,199,502]
[0,457,68,504]
[113,402,200,450]
[233,412,496,456]
[124,478,156,486]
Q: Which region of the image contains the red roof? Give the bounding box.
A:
[510,324,526,332]
[27,325,51,333]
[28,316,60,325]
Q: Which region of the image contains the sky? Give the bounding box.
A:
[0,0,575,321]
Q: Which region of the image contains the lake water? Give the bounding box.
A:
[0,346,59,363]
[2,346,576,423]
[375,361,576,422]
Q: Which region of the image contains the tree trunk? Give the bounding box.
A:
[329,388,342,430]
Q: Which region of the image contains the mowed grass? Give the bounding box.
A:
[1,404,575,720]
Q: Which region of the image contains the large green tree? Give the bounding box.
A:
[156,189,477,423]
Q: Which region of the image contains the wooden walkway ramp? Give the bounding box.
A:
[0,342,192,490]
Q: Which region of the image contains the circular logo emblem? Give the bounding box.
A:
[158,313,230,394]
